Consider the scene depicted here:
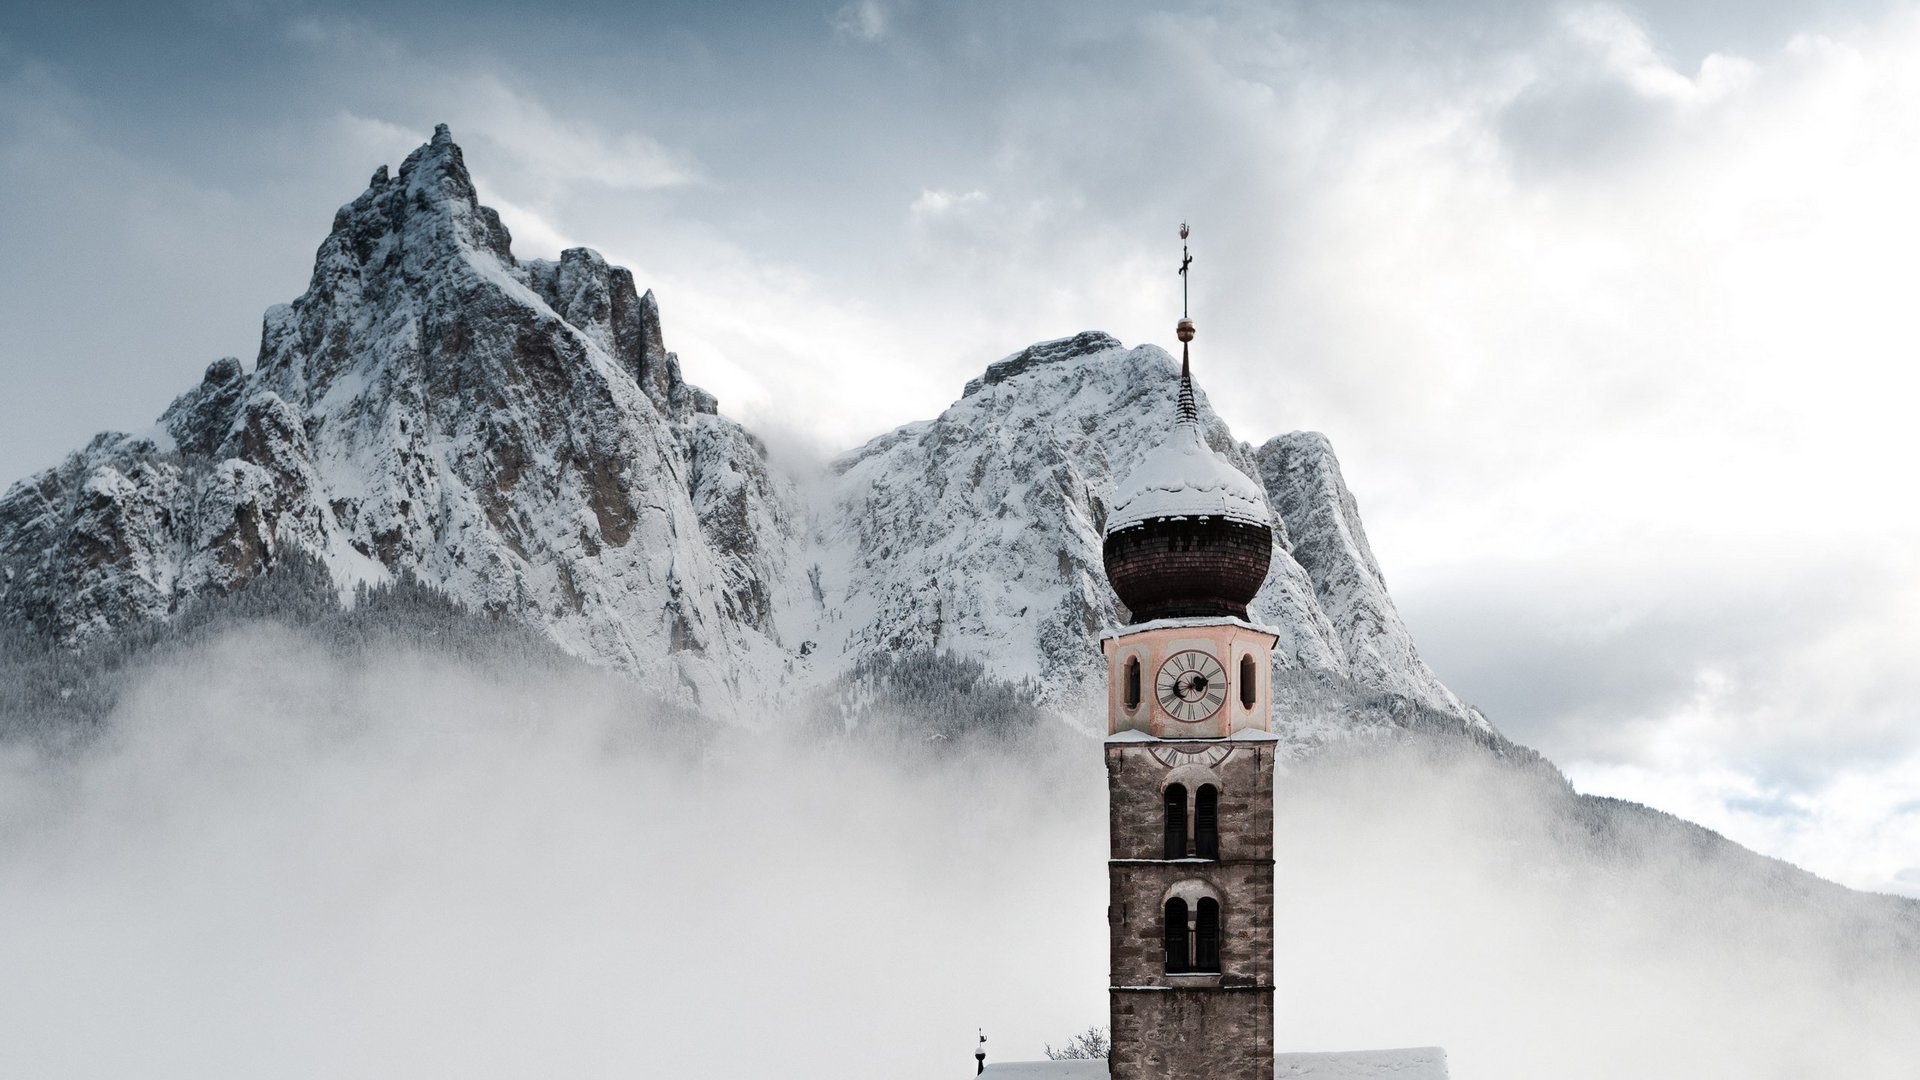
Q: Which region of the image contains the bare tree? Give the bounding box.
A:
[1044,1026,1110,1060]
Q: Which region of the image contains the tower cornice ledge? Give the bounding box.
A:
[1105,729,1280,744]
[1109,858,1277,867]
[1101,615,1281,642]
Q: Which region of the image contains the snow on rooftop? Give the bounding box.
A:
[979,1061,1109,1079]
[1099,615,1282,642]
[1105,421,1270,534]
[1275,1048,1450,1077]
[981,1048,1448,1079]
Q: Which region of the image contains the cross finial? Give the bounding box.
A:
[1175,223,1198,425]
[1178,222,1193,319]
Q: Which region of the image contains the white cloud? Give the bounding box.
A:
[832,0,890,42]
[455,76,701,193]
[909,186,988,218]
[1566,750,1920,898]
[281,14,404,62]
[1561,4,1757,104]
[329,112,426,171]
[477,187,577,261]
[294,22,699,196]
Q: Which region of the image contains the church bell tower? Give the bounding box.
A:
[1101,225,1277,1080]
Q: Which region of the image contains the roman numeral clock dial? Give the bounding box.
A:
[1155,649,1229,723]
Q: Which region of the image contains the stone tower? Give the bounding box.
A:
[1100,293,1277,1080]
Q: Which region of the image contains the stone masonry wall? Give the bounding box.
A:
[1107,740,1275,1080]
[1109,860,1275,987]
[1111,988,1275,1080]
[1107,742,1274,862]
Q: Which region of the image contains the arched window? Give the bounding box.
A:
[1194,784,1219,860]
[1239,653,1256,710]
[1124,656,1142,710]
[1194,898,1222,973]
[1163,897,1190,974]
[1163,784,1188,859]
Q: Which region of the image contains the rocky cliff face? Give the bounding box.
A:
[0,126,802,709]
[0,127,1485,743]
[816,330,1488,741]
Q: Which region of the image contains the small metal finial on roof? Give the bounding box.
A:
[1175,223,1198,426]
[1177,222,1194,326]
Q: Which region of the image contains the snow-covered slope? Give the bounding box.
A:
[813,331,1486,740]
[0,126,803,710]
[0,126,1482,742]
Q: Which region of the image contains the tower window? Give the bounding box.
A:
[1239,653,1256,710]
[1194,898,1222,973]
[1162,881,1223,976]
[1163,784,1188,859]
[1124,656,1142,710]
[1194,784,1219,860]
[1163,898,1190,974]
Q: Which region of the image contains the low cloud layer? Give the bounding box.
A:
[1,634,1914,1078]
[5,0,1919,893]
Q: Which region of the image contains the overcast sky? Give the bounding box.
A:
[3,0,1917,896]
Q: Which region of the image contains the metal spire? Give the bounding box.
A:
[1175,223,1198,427]
[1179,222,1193,320]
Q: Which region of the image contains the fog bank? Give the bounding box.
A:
[0,628,1913,1078]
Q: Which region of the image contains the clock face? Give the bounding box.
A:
[1156,650,1228,723]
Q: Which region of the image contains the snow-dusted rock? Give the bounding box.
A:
[1255,433,1489,730]
[0,125,802,710]
[811,332,1481,735]
[0,126,1484,738]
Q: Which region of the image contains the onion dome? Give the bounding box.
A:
[1102,248,1273,622]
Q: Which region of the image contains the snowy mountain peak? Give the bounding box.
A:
[0,129,1487,745]
[0,128,801,707]
[817,335,1483,741]
[320,121,513,273]
[963,330,1122,397]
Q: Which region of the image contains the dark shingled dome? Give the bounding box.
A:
[1103,515,1271,622]
[1102,369,1273,622]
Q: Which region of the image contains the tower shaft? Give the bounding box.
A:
[1102,622,1278,1080]
[1100,223,1278,1079]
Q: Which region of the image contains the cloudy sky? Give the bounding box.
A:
[3,0,1918,896]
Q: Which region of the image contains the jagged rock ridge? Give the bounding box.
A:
[0,126,1482,746]
[816,329,1488,744]
[0,125,802,709]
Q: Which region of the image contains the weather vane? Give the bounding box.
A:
[1178,222,1193,320]
[1176,223,1195,346]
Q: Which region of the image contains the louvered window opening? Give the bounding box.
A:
[1163,784,1188,859]
[1164,898,1190,974]
[1124,657,1142,709]
[1194,784,1219,860]
[1239,653,1256,710]
[1195,898,1222,973]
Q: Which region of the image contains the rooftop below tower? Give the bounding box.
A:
[979,1047,1450,1078]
